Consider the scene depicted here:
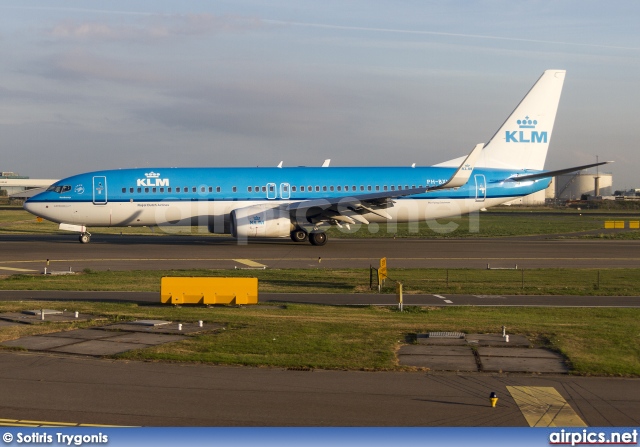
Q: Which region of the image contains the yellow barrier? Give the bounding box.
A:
[630,221,640,229]
[160,277,258,305]
[605,221,632,229]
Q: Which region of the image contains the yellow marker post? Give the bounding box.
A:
[397,281,403,312]
[490,392,498,407]
[378,257,388,291]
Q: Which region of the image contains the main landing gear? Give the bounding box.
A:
[79,232,91,244]
[309,232,327,246]
[290,229,327,246]
[290,229,308,243]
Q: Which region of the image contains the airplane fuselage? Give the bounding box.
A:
[24,166,549,236]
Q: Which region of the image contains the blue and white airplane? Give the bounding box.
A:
[24,70,609,246]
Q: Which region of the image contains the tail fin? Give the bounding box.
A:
[437,70,566,171]
[480,69,565,170]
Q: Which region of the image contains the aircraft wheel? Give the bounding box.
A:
[79,233,91,244]
[290,229,308,242]
[309,232,327,246]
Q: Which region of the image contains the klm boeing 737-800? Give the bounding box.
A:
[24,70,609,246]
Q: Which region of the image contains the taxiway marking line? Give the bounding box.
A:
[0,418,130,427]
[433,294,453,304]
[233,259,267,268]
[507,386,587,427]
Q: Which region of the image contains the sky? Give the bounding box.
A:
[1,1,639,188]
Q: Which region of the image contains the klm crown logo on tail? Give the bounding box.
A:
[505,116,548,144]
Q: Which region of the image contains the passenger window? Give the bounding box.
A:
[201,187,205,193]
[137,187,141,193]
[337,186,341,191]
[121,188,126,193]
[208,187,212,193]
[367,186,372,191]
[232,186,237,193]
[300,186,305,192]
[145,187,149,193]
[168,187,172,193]
[216,186,221,192]
[323,186,327,192]
[160,187,164,193]
[192,187,196,193]
[263,186,267,192]
[360,186,364,191]
[383,186,387,191]
[176,187,181,193]
[376,186,380,191]
[129,187,134,193]
[315,186,320,192]
[152,187,156,193]
[292,186,297,192]
[391,185,395,191]
[248,186,252,192]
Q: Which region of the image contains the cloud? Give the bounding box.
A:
[43,49,163,84]
[49,14,265,42]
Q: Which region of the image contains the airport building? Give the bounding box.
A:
[0,172,29,196]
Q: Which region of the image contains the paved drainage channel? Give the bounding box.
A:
[0,311,221,356]
[398,332,568,374]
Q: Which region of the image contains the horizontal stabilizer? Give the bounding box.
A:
[510,161,613,182]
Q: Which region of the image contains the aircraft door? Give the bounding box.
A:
[93,176,107,205]
[266,183,277,200]
[475,174,486,202]
[280,183,290,199]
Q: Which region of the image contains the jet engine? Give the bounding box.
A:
[230,205,293,238]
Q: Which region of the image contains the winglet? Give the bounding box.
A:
[322,159,331,167]
[438,143,484,189]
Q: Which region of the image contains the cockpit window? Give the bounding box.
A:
[46,185,72,194]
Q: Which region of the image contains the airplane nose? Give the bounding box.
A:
[23,200,46,217]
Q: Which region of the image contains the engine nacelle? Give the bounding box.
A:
[230,205,293,238]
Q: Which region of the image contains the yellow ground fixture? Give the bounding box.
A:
[161,277,258,305]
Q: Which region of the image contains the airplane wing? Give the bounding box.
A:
[508,161,613,182]
[286,143,484,226]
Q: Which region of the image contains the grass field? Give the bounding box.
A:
[2,267,640,296]
[0,300,638,376]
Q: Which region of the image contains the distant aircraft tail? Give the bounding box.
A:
[437,69,566,171]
